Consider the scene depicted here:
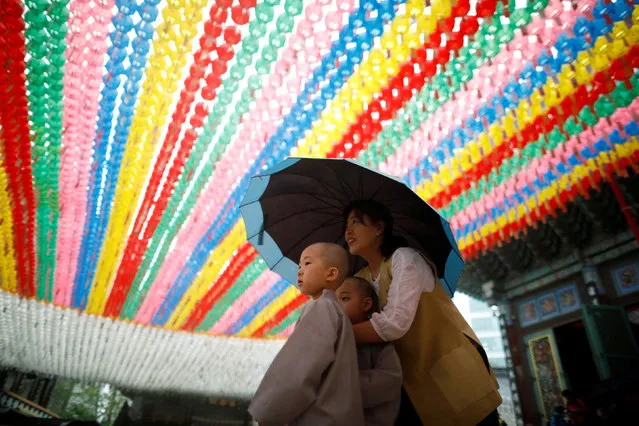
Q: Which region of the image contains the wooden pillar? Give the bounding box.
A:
[10,372,24,393]
[0,368,9,391]
[609,175,639,245]
[506,300,540,426]
[27,377,40,401]
[40,378,57,408]
[498,312,525,426]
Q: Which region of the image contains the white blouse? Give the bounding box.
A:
[369,247,435,342]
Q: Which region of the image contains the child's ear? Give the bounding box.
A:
[362,296,373,312]
[326,266,339,281]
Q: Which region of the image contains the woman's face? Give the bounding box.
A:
[344,210,383,257]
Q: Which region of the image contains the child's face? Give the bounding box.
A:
[298,245,333,299]
[336,279,372,324]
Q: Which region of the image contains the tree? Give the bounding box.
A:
[47,379,125,426]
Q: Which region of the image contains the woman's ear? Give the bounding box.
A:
[375,220,385,237]
[362,296,373,313]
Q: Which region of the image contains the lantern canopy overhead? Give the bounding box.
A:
[1,0,638,395]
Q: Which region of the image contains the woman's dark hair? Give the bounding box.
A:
[343,199,408,258]
[561,389,576,403]
[345,276,380,319]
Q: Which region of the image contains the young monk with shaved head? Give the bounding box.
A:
[249,243,365,426]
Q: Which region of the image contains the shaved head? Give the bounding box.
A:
[342,277,380,314]
[308,242,350,285]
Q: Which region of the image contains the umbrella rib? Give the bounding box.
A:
[328,161,358,201]
[357,172,365,199]
[392,221,442,243]
[442,279,454,297]
[392,222,420,238]
[393,211,451,235]
[384,191,420,208]
[282,214,347,259]
[306,192,345,209]
[257,191,344,210]
[269,255,288,275]
[367,177,392,201]
[246,206,338,240]
[279,170,346,202]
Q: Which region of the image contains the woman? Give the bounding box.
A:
[344,200,502,426]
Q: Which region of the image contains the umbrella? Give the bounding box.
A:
[239,158,464,297]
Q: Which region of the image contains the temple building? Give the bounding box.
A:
[458,171,639,425]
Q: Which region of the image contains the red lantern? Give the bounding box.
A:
[210,4,228,23]
[224,26,241,45]
[231,5,250,25]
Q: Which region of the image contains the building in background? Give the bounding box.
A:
[455,294,515,425]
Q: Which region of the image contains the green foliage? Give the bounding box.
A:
[48,379,126,426]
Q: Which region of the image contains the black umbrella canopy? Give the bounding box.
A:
[242,158,459,286]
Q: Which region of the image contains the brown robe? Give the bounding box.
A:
[248,290,365,426]
[356,255,502,426]
[357,343,402,426]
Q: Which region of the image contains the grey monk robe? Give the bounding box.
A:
[248,290,365,426]
[357,343,402,426]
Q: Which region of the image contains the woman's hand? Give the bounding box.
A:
[352,321,385,344]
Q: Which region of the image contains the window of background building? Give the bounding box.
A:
[455,294,508,369]
[479,336,503,353]
[489,356,507,369]
[469,297,491,312]
[471,317,498,334]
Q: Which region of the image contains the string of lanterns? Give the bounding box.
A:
[0,0,636,344]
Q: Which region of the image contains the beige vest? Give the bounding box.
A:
[356,255,501,426]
